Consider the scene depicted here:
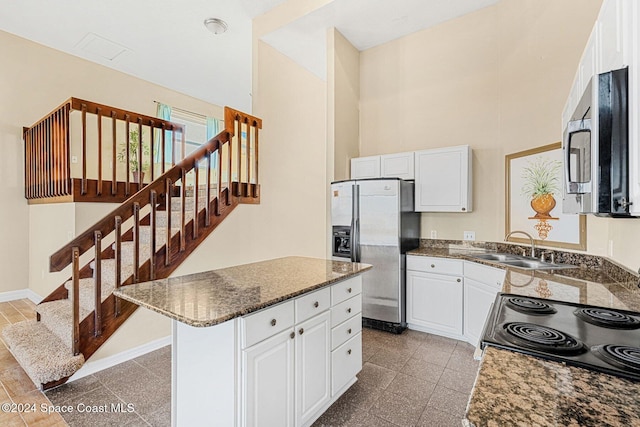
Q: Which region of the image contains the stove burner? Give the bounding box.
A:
[505,297,557,315]
[593,345,640,373]
[499,322,586,355]
[574,308,640,329]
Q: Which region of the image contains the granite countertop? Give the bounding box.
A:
[408,244,640,426]
[466,347,640,427]
[113,256,371,327]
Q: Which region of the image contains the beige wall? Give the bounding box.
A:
[328,29,360,182]
[358,1,622,261]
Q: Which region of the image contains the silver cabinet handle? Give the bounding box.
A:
[431,264,435,268]
[270,319,277,327]
[347,308,352,313]
[347,328,352,334]
[347,349,352,355]
[457,278,461,283]
[299,328,304,335]
[347,287,352,293]
[290,332,295,339]
[314,301,319,308]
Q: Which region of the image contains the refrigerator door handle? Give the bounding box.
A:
[351,183,360,262]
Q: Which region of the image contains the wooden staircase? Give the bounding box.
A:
[4,100,262,389]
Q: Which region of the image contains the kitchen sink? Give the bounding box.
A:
[469,253,579,270]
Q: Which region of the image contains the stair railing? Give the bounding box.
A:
[23,98,185,201]
[47,106,262,356]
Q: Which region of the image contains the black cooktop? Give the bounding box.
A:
[481,294,640,381]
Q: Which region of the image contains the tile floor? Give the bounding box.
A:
[0,299,480,427]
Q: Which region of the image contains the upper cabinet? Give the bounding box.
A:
[350,155,380,179]
[414,145,472,212]
[350,152,414,180]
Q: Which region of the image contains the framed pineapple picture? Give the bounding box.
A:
[505,142,587,250]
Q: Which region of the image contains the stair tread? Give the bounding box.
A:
[2,320,84,386]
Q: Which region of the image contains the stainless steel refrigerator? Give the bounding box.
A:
[331,178,420,333]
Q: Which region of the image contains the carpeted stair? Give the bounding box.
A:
[2,196,200,388]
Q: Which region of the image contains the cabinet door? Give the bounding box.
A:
[295,311,331,427]
[406,270,463,338]
[598,0,628,73]
[463,278,499,347]
[243,329,295,427]
[414,145,472,212]
[350,156,380,179]
[381,152,414,179]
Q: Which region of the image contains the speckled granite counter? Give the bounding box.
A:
[113,256,371,327]
[408,243,640,426]
[466,347,640,427]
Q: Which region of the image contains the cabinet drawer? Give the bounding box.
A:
[295,287,330,324]
[331,276,362,306]
[407,255,463,276]
[331,295,362,328]
[464,261,506,289]
[332,313,362,350]
[241,300,295,349]
[331,333,362,396]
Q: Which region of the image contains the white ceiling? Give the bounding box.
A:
[0,0,498,112]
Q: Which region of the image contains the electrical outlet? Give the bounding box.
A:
[463,231,476,241]
[71,156,78,164]
[430,230,437,239]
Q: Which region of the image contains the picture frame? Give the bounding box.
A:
[505,142,587,250]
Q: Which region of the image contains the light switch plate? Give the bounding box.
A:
[463,231,475,241]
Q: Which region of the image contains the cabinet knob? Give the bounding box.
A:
[314,301,319,308]
[431,264,435,268]
[347,308,352,313]
[290,332,295,339]
[299,328,304,335]
[457,278,461,283]
[347,328,352,334]
[270,319,277,327]
[462,207,466,211]
[347,349,352,355]
[347,287,352,293]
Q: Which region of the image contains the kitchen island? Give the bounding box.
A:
[114,256,371,427]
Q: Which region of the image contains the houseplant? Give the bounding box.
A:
[521,157,562,218]
[117,129,150,183]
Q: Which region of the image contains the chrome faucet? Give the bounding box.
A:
[504,230,535,258]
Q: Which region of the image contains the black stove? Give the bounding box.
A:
[482,294,640,381]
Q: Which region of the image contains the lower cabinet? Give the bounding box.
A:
[406,269,463,339]
[463,261,505,347]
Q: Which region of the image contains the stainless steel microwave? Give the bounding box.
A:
[562,67,630,216]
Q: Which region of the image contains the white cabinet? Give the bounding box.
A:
[598,0,630,74]
[414,145,472,212]
[295,311,331,426]
[380,152,414,179]
[463,261,506,347]
[406,256,464,339]
[243,329,295,427]
[350,152,414,180]
[350,156,380,179]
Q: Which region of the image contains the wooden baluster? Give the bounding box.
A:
[97,107,103,196]
[111,111,117,196]
[46,116,52,197]
[81,104,88,195]
[94,231,102,337]
[39,122,44,198]
[24,129,30,199]
[165,179,173,266]
[114,216,122,317]
[181,128,186,163]
[52,111,59,197]
[171,127,177,166]
[71,247,80,355]
[64,105,71,196]
[180,168,186,251]
[236,116,242,196]
[253,121,259,198]
[149,120,155,182]
[34,123,40,198]
[161,124,166,174]
[246,118,251,196]
[193,160,199,239]
[205,150,211,225]
[150,190,157,280]
[125,115,131,196]
[137,118,143,188]
[227,132,232,202]
[133,202,140,282]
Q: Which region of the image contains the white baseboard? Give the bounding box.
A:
[0,289,43,304]
[69,336,171,382]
